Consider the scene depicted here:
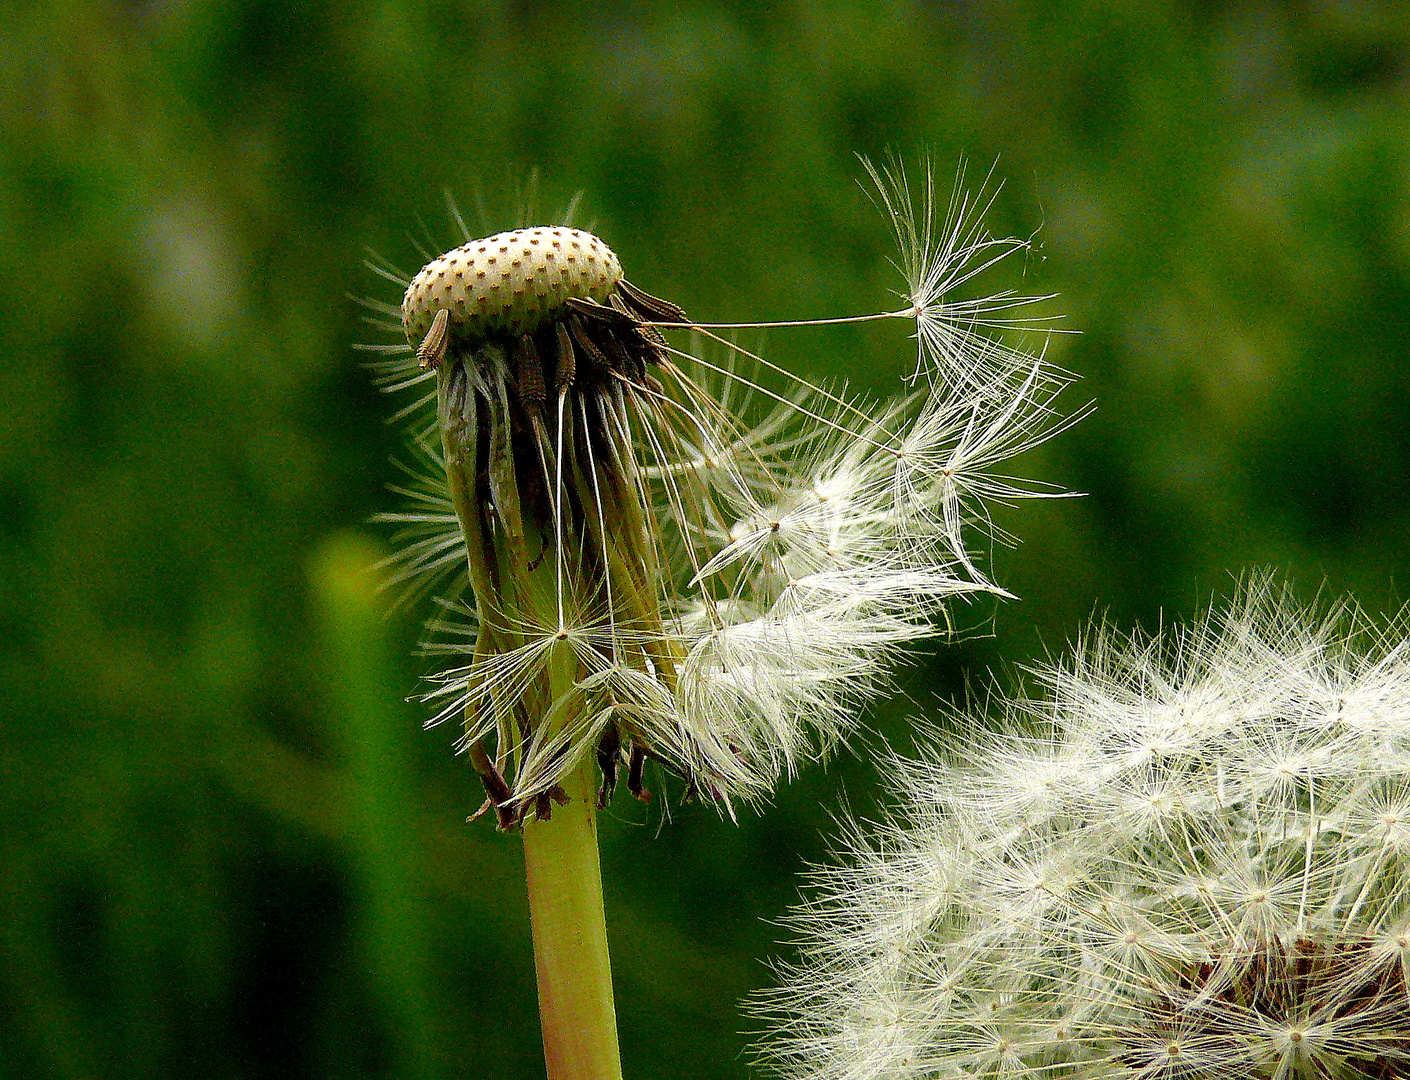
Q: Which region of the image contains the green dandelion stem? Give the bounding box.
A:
[521,693,622,1079]
[435,354,624,1074]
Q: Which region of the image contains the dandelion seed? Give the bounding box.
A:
[363,162,1080,827]
[756,578,1410,1080]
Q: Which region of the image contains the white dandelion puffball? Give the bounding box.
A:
[758,581,1410,1079]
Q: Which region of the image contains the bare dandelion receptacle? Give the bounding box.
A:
[402,226,624,351]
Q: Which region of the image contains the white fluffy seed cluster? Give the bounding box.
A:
[757,581,1410,1080]
[401,226,622,345]
[416,345,1073,808]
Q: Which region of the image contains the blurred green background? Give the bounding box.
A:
[4,1,1408,1077]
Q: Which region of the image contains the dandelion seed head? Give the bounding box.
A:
[369,163,1080,825]
[756,579,1410,1079]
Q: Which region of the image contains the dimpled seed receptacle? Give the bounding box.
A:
[401,226,623,347]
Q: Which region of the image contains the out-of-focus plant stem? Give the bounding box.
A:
[310,532,439,1080]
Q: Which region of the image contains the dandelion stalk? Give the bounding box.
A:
[522,756,620,1080]
[435,323,627,1074]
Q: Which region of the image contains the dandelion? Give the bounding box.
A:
[360,160,1079,1079]
[755,579,1410,1080]
[362,161,1078,825]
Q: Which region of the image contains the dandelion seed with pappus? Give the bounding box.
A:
[756,579,1410,1080]
[360,160,1082,1080]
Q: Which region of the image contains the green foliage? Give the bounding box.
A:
[2,2,1407,1077]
